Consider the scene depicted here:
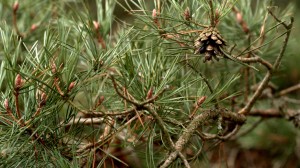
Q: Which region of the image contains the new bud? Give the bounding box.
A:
[99,95,105,102]
[30,24,38,32]
[97,96,105,106]
[152,9,159,27]
[13,1,19,13]
[184,7,191,21]
[214,9,220,25]
[51,62,57,74]
[68,81,76,92]
[146,88,153,99]
[236,13,243,24]
[196,96,206,107]
[40,92,47,106]
[93,21,100,30]
[152,9,157,19]
[15,74,22,89]
[4,99,9,109]
[95,96,105,107]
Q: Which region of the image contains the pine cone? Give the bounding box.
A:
[194,27,226,62]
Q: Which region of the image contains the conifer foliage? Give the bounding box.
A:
[0,0,298,167]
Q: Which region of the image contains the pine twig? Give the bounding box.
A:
[77,116,137,153]
[232,118,264,139]
[159,109,246,167]
[239,16,294,115]
[236,56,273,70]
[111,75,140,107]
[199,125,240,140]
[144,105,176,150]
[276,83,300,97]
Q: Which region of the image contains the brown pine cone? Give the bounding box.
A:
[194,27,226,62]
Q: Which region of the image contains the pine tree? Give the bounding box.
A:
[0,0,298,167]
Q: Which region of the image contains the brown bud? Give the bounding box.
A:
[215,9,220,19]
[99,95,105,102]
[93,20,100,30]
[95,95,105,107]
[152,9,157,19]
[51,62,56,74]
[40,92,47,106]
[41,92,47,101]
[152,9,160,27]
[15,74,22,89]
[30,24,38,32]
[68,81,76,92]
[4,99,9,110]
[214,9,220,25]
[196,96,206,107]
[146,88,153,99]
[184,7,191,21]
[241,22,249,34]
[13,1,19,13]
[236,13,243,24]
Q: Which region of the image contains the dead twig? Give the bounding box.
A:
[248,108,294,118]
[62,118,104,127]
[198,125,240,140]
[159,109,246,168]
[77,116,137,153]
[238,15,294,115]
[231,118,264,139]
[276,83,300,97]
[236,56,273,70]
